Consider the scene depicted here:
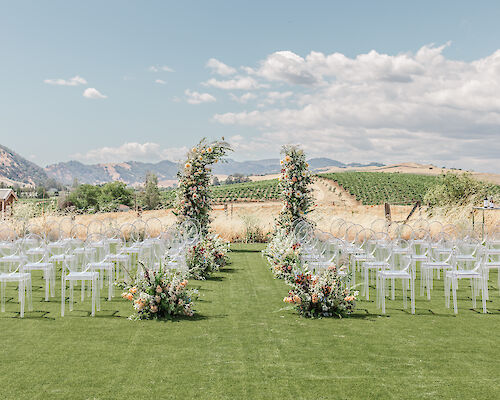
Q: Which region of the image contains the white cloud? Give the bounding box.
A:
[44,75,87,86]
[149,65,174,72]
[155,79,167,85]
[206,58,237,75]
[229,92,257,104]
[83,88,107,99]
[71,142,188,163]
[185,89,216,104]
[212,44,500,171]
[203,76,265,90]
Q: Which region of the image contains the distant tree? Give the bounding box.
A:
[212,176,220,186]
[72,177,79,188]
[99,182,134,211]
[141,172,161,210]
[36,186,47,199]
[66,184,101,212]
[224,173,250,185]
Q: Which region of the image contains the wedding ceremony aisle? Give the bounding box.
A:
[0,244,498,399]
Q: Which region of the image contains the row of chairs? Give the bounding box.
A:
[0,219,200,317]
[292,218,500,314]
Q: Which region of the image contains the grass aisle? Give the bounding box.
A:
[0,244,499,399]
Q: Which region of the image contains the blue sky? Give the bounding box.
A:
[1,1,500,172]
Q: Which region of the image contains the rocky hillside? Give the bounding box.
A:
[45,158,384,186]
[45,160,179,186]
[0,142,385,187]
[0,145,48,186]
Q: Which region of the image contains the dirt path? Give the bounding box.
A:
[312,177,360,207]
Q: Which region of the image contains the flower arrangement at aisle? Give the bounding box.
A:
[276,145,315,234]
[174,138,231,235]
[263,145,358,318]
[263,229,301,279]
[283,263,358,318]
[185,233,230,280]
[174,138,232,279]
[264,144,315,279]
[119,266,198,320]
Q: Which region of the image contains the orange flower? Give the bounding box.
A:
[129,286,137,294]
[126,293,134,301]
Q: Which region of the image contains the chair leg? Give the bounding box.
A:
[45,272,49,301]
[91,277,96,317]
[61,278,66,316]
[452,278,458,314]
[426,269,431,300]
[471,278,477,309]
[27,276,33,311]
[1,280,5,312]
[69,280,74,311]
[108,269,113,301]
[410,277,415,315]
[381,277,386,314]
[364,267,369,300]
[19,280,25,318]
[403,278,407,309]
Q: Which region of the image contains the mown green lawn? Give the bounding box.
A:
[0,244,499,399]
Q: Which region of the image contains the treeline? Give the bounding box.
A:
[60,173,172,213]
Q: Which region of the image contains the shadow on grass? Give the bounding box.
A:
[230,248,264,253]
[206,275,225,282]
[159,312,227,323]
[220,268,237,274]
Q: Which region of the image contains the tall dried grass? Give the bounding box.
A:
[3,200,499,242]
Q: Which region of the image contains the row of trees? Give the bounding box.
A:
[212,173,250,186]
[61,173,163,213]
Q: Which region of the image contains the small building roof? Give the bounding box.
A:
[0,188,18,201]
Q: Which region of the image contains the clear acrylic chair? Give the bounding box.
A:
[361,240,392,300]
[86,233,114,301]
[61,239,100,316]
[445,248,487,314]
[0,238,33,317]
[105,228,131,281]
[377,255,415,314]
[22,234,56,301]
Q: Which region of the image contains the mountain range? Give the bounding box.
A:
[0,144,383,187]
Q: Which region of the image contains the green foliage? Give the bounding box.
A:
[35,186,47,199]
[320,171,438,205]
[141,172,161,210]
[66,184,102,211]
[424,172,500,208]
[99,182,134,212]
[211,179,280,202]
[65,182,134,212]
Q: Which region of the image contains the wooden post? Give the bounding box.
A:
[1,200,4,220]
[405,201,421,223]
[384,203,391,222]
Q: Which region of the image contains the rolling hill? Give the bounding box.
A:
[0,145,48,186]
